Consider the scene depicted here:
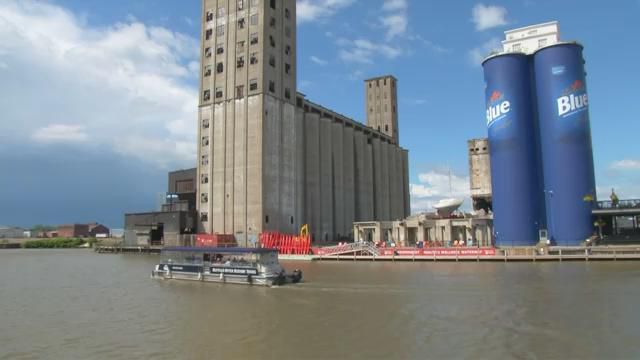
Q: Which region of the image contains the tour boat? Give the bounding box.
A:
[151,247,302,286]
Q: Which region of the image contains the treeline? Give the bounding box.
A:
[23,238,86,249]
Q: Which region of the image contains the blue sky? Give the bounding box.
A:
[1,0,639,228]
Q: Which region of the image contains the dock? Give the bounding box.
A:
[94,243,640,262]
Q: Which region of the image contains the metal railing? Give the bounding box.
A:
[597,199,640,209]
[320,242,380,256]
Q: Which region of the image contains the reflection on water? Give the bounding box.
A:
[1,250,640,359]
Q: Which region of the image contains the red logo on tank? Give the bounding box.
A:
[489,90,503,103]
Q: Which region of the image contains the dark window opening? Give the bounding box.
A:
[285,45,291,55]
[201,212,208,222]
[205,47,212,58]
[203,90,211,101]
[268,81,275,93]
[237,56,245,68]
[236,85,244,98]
[285,8,290,19]
[269,55,276,67]
[206,11,214,22]
[201,174,209,184]
[202,118,210,129]
[270,17,276,28]
[216,45,224,54]
[205,29,213,40]
[285,63,291,74]
[290,216,294,225]
[238,18,245,29]
[250,52,258,64]
[250,33,258,45]
[269,35,275,47]
[270,0,276,9]
[216,62,224,73]
[249,79,258,91]
[284,88,291,99]
[215,87,223,98]
[265,215,269,224]
[204,66,212,77]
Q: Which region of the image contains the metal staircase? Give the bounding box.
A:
[319,242,379,256]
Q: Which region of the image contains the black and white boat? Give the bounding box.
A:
[151,247,302,286]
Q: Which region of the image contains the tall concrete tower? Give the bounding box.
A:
[197,0,297,245]
[365,75,399,144]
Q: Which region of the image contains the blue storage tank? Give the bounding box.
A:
[483,53,544,246]
[533,43,596,246]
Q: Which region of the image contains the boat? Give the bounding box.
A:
[433,167,464,217]
[433,198,464,217]
[151,247,303,286]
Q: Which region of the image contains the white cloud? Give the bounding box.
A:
[338,38,402,63]
[309,55,328,65]
[380,13,407,40]
[610,159,640,170]
[380,0,408,40]
[468,37,502,65]
[408,34,450,54]
[0,0,198,168]
[382,0,408,12]
[471,3,508,31]
[296,0,356,24]
[32,124,88,143]
[410,169,470,213]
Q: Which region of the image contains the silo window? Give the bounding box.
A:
[249,79,258,91]
[200,212,209,222]
[201,174,209,184]
[238,18,245,29]
[269,81,275,93]
[265,215,269,224]
[290,216,294,225]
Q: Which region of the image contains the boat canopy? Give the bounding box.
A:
[162,247,277,254]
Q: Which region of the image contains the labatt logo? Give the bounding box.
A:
[486,90,510,126]
[557,79,588,118]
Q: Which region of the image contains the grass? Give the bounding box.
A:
[23,238,88,249]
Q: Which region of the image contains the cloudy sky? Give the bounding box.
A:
[1,0,639,228]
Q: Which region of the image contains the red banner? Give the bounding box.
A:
[378,248,496,256]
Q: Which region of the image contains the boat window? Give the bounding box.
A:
[211,253,259,267]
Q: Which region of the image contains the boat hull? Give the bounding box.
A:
[151,267,302,287]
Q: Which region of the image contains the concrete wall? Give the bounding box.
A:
[343,127,356,238]
[304,113,321,242]
[402,149,410,217]
[319,117,334,242]
[332,122,345,238]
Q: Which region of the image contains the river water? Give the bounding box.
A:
[1,250,639,359]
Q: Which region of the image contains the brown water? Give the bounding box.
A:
[1,250,640,359]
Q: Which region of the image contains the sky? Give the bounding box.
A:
[1,0,639,229]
